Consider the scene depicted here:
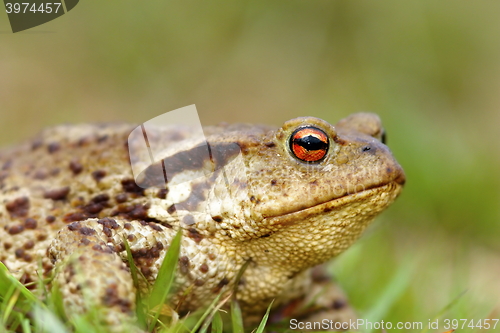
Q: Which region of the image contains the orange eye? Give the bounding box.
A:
[289,126,329,162]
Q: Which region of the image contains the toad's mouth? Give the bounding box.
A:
[262,181,403,225]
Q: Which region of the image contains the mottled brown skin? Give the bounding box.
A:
[0,114,404,330]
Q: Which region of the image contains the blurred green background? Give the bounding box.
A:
[1,0,499,331]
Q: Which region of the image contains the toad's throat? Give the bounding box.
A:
[263,181,402,223]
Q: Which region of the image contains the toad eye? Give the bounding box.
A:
[289,126,329,163]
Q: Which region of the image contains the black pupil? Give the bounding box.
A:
[295,135,327,151]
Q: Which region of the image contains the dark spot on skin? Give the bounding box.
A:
[33,170,47,180]
[92,170,107,182]
[131,242,163,261]
[97,135,108,143]
[161,222,173,228]
[23,254,33,262]
[77,136,92,147]
[81,238,91,246]
[6,197,30,218]
[97,218,119,230]
[121,178,144,196]
[157,188,168,199]
[271,179,277,185]
[15,248,25,258]
[179,256,190,275]
[386,167,393,174]
[148,223,163,232]
[212,277,229,294]
[79,227,96,236]
[115,193,128,203]
[24,218,37,229]
[69,159,83,175]
[23,240,35,250]
[187,228,203,243]
[127,234,135,241]
[102,226,112,238]
[207,253,216,260]
[117,203,151,221]
[91,193,110,203]
[167,205,176,215]
[2,160,12,171]
[92,244,114,253]
[331,299,347,310]
[183,215,195,225]
[212,216,223,223]
[36,234,47,241]
[115,242,125,252]
[124,223,132,230]
[199,264,209,273]
[194,279,205,286]
[44,186,70,201]
[238,278,246,286]
[50,168,60,177]
[68,222,81,231]
[249,196,261,204]
[31,139,43,150]
[264,141,276,148]
[84,203,103,215]
[8,224,24,235]
[4,242,12,250]
[140,267,151,276]
[260,234,270,238]
[47,142,61,153]
[102,284,133,314]
[63,212,85,223]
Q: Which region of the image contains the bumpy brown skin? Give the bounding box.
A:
[0,114,404,330]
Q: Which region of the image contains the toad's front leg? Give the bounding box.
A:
[48,218,174,330]
[269,266,357,332]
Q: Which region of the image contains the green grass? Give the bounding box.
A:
[2,230,496,333]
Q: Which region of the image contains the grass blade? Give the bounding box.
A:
[123,237,147,328]
[230,300,244,333]
[148,229,182,328]
[210,311,223,333]
[255,300,274,333]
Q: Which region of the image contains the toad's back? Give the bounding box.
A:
[0,124,143,279]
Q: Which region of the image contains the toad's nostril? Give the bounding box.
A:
[362,145,371,152]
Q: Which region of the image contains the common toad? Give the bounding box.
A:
[0,113,405,330]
